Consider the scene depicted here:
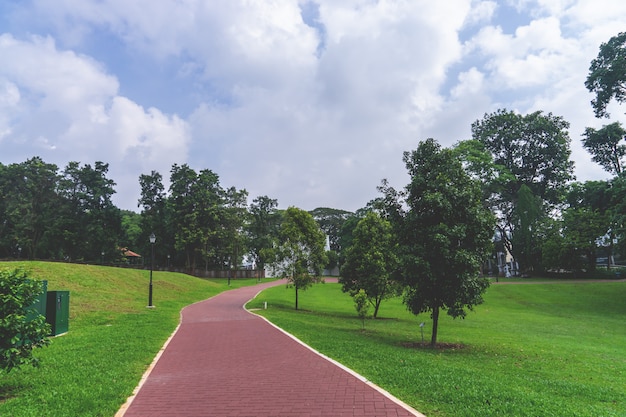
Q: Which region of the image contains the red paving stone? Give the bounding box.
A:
[118,280,423,417]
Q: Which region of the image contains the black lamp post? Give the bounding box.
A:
[148,233,156,307]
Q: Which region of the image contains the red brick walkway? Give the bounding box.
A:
[117,280,423,417]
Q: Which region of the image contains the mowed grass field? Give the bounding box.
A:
[2,261,625,417]
[0,261,259,417]
[247,279,626,417]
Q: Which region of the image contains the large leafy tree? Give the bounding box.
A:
[219,186,249,272]
[57,161,121,262]
[339,212,399,318]
[582,122,626,175]
[379,139,494,346]
[274,207,328,310]
[543,181,614,273]
[193,169,225,271]
[138,170,169,263]
[310,207,353,272]
[585,32,626,118]
[168,164,203,269]
[568,181,614,269]
[469,109,574,272]
[0,158,61,259]
[309,207,353,252]
[247,195,280,271]
[510,185,544,273]
[607,175,626,259]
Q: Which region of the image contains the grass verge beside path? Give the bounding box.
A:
[248,280,626,417]
[0,261,260,417]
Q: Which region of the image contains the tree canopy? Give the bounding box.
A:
[586,31,626,118]
[274,207,328,310]
[379,138,495,345]
[339,212,399,318]
[468,109,574,273]
[247,196,280,271]
[582,122,626,175]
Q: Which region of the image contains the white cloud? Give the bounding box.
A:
[464,1,498,27]
[3,0,626,213]
[0,33,190,210]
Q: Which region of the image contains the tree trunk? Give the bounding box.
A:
[431,306,440,346]
[374,297,381,318]
[295,284,299,310]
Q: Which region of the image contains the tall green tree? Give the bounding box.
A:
[340,212,399,318]
[336,207,373,267]
[193,169,224,271]
[582,122,626,175]
[120,210,142,254]
[309,207,353,252]
[0,158,61,259]
[168,164,202,269]
[470,109,574,272]
[379,138,495,346]
[138,170,168,263]
[570,180,614,270]
[585,32,626,118]
[57,161,121,262]
[607,175,626,260]
[220,186,249,273]
[274,207,328,310]
[510,185,544,274]
[247,196,280,272]
[563,207,608,272]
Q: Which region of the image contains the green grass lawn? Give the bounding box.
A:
[3,262,625,417]
[0,261,259,417]
[247,280,626,417]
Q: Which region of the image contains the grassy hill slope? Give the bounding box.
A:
[248,280,626,417]
[0,261,253,417]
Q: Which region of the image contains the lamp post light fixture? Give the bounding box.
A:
[148,233,156,308]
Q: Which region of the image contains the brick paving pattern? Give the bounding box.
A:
[119,280,423,417]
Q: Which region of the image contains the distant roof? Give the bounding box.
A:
[121,248,141,257]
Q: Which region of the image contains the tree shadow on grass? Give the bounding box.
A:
[400,341,466,351]
[0,380,27,404]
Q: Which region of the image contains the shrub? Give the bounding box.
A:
[0,268,50,373]
[354,289,370,329]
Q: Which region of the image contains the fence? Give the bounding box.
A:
[177,268,266,279]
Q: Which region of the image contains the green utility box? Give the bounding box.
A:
[27,280,48,322]
[46,291,70,336]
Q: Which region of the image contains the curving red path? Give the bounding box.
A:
[118,279,423,417]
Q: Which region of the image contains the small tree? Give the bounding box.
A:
[0,268,50,373]
[340,212,399,317]
[274,207,328,310]
[353,289,369,330]
[379,139,495,346]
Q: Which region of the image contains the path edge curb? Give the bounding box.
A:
[243,287,427,417]
[114,293,223,417]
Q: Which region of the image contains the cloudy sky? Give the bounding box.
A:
[1,0,625,212]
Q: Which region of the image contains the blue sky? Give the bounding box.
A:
[1,0,625,212]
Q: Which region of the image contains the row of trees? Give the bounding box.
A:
[0,158,330,274]
[0,159,121,262]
